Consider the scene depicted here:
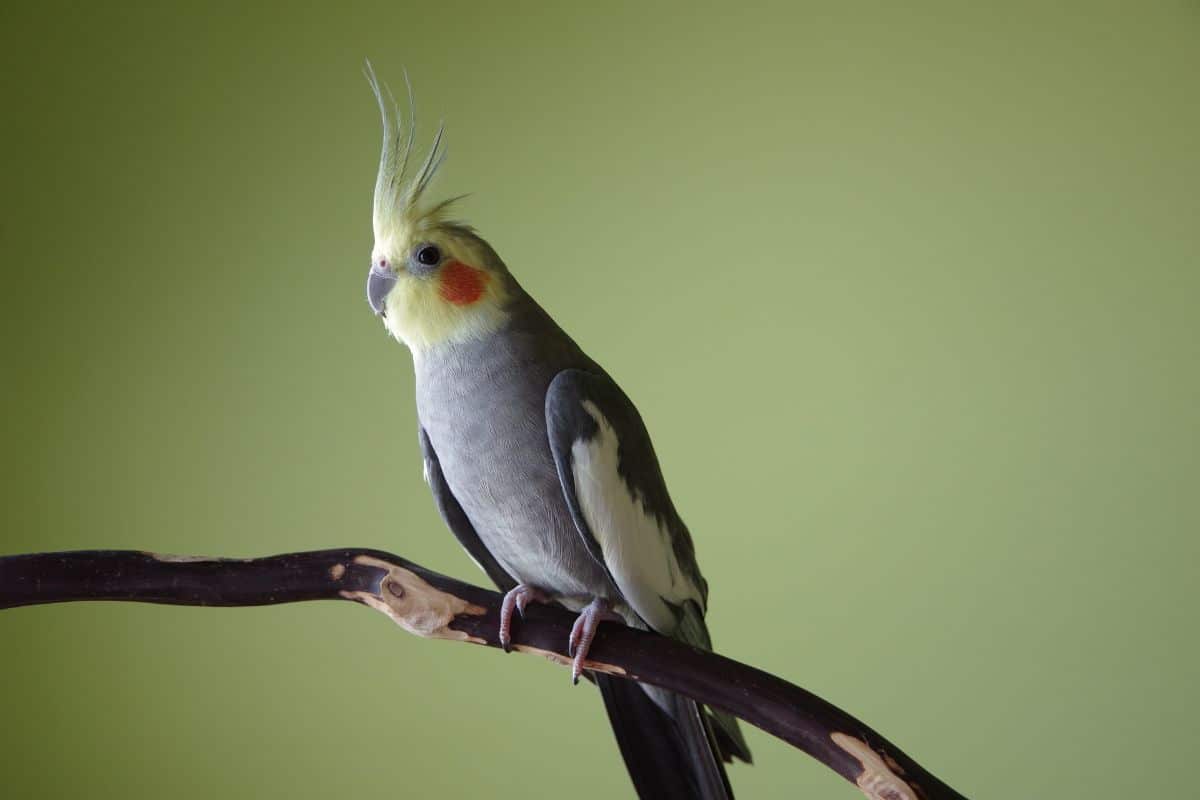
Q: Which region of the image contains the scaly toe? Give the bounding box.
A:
[568,613,587,658]
[567,598,620,684]
[498,584,547,653]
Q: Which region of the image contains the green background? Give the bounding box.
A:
[2,2,1196,797]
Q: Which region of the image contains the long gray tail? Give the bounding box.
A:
[595,674,748,799]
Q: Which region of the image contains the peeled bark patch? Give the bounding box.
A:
[340,554,486,641]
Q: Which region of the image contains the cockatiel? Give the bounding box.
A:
[362,67,751,799]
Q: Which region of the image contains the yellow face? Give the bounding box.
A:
[369,219,510,353]
[364,67,510,353]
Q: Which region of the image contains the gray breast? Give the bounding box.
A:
[414,319,617,602]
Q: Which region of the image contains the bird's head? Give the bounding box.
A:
[364,66,510,353]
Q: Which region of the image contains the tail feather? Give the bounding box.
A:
[596,674,735,800]
[710,707,754,764]
[672,600,753,765]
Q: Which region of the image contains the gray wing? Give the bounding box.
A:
[545,369,752,769]
[419,426,516,593]
[544,368,708,635]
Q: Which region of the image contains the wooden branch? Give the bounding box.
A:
[0,549,967,800]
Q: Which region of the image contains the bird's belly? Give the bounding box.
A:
[423,407,615,601]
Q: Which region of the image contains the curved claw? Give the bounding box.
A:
[515,590,536,618]
[567,598,621,684]
[498,584,548,653]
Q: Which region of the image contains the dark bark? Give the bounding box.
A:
[0,548,967,800]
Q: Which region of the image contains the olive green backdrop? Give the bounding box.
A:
[2,2,1196,798]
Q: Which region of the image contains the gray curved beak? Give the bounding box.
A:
[367,265,398,316]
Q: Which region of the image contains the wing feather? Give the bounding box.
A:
[545,369,752,769]
[545,369,705,634]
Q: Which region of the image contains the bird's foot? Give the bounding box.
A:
[498,584,550,653]
[567,598,623,685]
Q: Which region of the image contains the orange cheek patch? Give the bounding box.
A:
[438,261,488,306]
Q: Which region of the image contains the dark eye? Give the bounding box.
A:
[415,244,442,266]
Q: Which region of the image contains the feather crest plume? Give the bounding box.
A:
[365,61,463,242]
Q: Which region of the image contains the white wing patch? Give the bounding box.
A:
[570,400,702,635]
